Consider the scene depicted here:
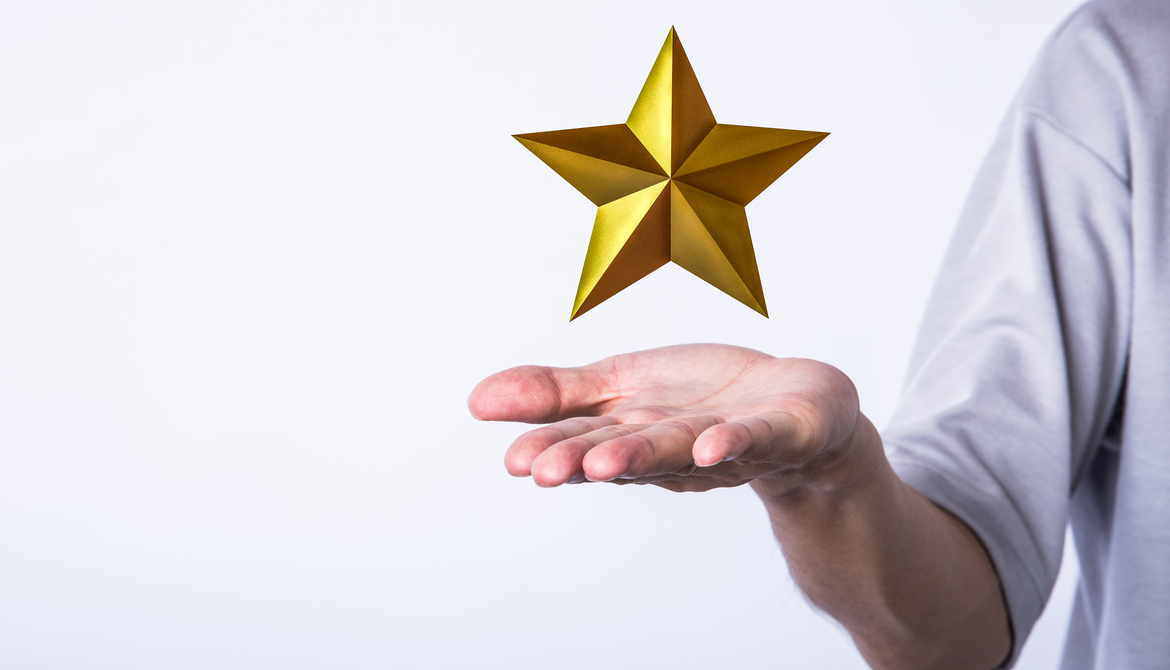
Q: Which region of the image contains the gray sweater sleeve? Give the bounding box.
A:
[883,5,1133,666]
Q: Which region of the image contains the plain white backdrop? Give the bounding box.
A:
[0,1,1085,667]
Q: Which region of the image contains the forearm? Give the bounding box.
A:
[750,415,1010,670]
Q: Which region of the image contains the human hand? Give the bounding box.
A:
[468,344,872,492]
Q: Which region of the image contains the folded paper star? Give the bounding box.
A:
[515,27,828,320]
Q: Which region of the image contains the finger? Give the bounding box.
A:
[468,364,611,424]
[692,412,824,467]
[605,459,767,491]
[582,416,722,482]
[504,416,619,477]
[651,474,732,493]
[530,423,650,487]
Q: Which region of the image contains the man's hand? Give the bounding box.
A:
[468,344,871,494]
[469,343,1011,670]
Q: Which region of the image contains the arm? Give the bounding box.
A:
[469,345,1009,670]
[751,413,1008,670]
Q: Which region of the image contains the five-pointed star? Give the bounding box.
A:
[515,28,828,320]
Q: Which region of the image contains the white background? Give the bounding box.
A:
[0,1,1084,668]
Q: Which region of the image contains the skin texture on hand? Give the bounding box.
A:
[468,344,862,492]
[469,344,1011,670]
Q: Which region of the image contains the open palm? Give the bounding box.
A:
[469,344,865,491]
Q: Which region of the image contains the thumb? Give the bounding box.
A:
[468,364,609,424]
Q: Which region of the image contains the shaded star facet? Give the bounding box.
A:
[515,28,828,320]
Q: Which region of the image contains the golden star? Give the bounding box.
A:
[515,28,828,320]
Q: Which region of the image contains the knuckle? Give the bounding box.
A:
[659,420,700,442]
[560,418,591,431]
[600,425,635,439]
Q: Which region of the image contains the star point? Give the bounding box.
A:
[515,28,827,320]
